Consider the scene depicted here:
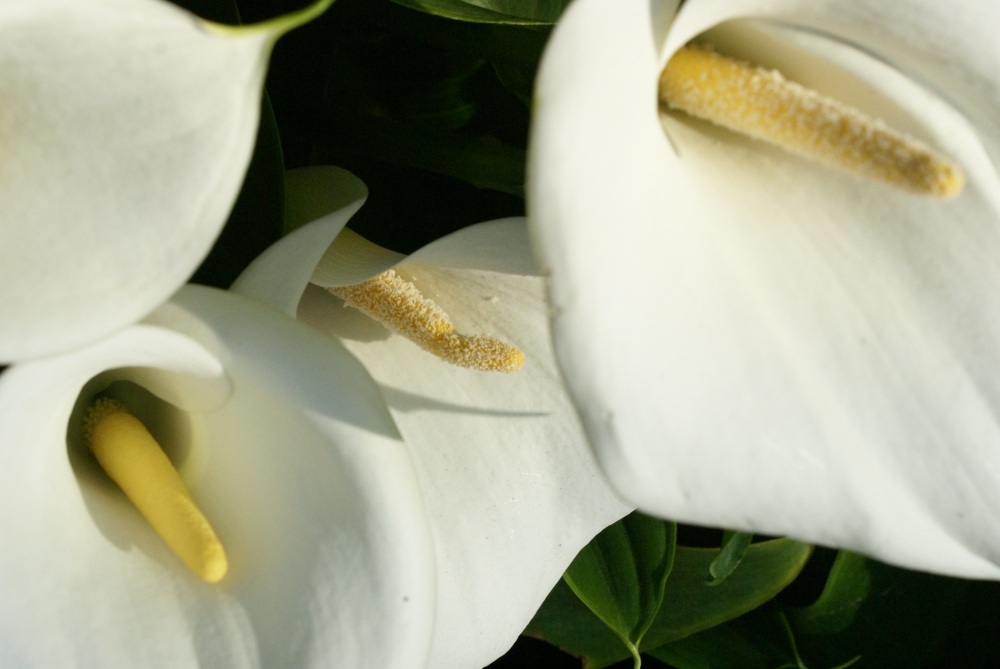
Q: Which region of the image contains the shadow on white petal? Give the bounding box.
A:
[0,286,435,669]
[296,231,631,667]
[406,218,540,276]
[531,0,1000,578]
[379,385,549,418]
[298,284,392,344]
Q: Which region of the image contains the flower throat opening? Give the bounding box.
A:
[83,398,227,584]
[658,45,965,198]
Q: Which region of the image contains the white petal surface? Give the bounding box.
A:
[0,286,435,669]
[301,270,630,667]
[231,166,369,316]
[664,0,1000,168]
[0,0,276,362]
[530,0,1000,577]
[235,205,631,667]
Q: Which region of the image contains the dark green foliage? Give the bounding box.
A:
[390,0,571,25]
[562,514,677,665]
[528,514,811,668]
[170,0,535,281]
[650,550,1000,669]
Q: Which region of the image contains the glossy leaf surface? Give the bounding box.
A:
[563,513,677,664]
[707,531,754,586]
[528,538,811,668]
[392,0,569,24]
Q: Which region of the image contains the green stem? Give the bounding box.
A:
[777,611,808,669]
[627,642,642,669]
[205,0,335,39]
[774,611,861,669]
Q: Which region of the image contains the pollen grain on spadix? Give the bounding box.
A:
[658,45,965,198]
[83,398,228,584]
[330,270,525,373]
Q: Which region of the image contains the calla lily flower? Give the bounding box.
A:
[0,0,328,363]
[0,283,437,668]
[232,165,632,668]
[528,0,1000,579]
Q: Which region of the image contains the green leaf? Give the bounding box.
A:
[391,0,570,25]
[787,555,971,669]
[385,3,551,71]
[525,577,639,669]
[775,610,861,669]
[707,531,753,586]
[457,0,570,22]
[527,537,812,669]
[492,61,533,107]
[650,606,861,669]
[325,116,525,195]
[641,538,812,650]
[648,606,793,669]
[786,551,870,636]
[659,551,980,669]
[563,512,677,667]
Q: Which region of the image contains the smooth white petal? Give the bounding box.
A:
[0,286,435,668]
[294,220,631,668]
[530,0,1000,578]
[0,0,278,362]
[284,164,371,233]
[664,0,1000,168]
[311,215,537,288]
[405,218,541,276]
[236,205,630,666]
[231,166,369,316]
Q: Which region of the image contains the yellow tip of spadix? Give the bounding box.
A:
[434,334,526,373]
[331,270,526,372]
[658,45,966,198]
[83,399,228,583]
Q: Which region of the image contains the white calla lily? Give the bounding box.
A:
[0,0,328,363]
[233,165,632,668]
[529,0,1000,578]
[0,283,436,668]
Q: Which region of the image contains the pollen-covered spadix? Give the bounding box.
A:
[0,285,436,668]
[529,0,1000,579]
[84,398,228,584]
[659,45,965,197]
[331,270,525,373]
[233,166,631,668]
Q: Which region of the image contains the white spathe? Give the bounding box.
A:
[233,166,632,669]
[0,0,294,362]
[0,285,436,669]
[528,0,1000,579]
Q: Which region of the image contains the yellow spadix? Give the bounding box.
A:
[331,269,525,373]
[659,45,965,198]
[83,398,227,583]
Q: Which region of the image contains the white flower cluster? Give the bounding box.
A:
[4,0,1000,666]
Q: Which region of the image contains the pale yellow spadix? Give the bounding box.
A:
[83,399,227,583]
[331,270,525,373]
[658,45,965,198]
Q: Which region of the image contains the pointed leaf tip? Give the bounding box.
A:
[707,531,753,586]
